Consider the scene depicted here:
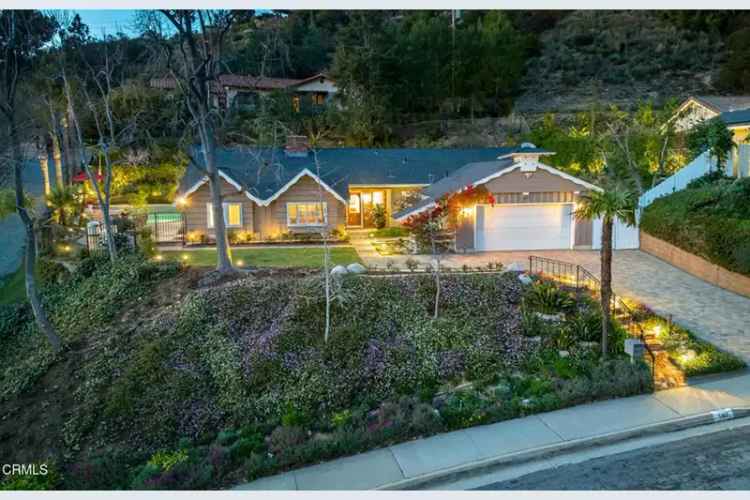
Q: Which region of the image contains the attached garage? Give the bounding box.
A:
[475,204,573,251]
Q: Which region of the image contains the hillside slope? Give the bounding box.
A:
[515,11,725,113]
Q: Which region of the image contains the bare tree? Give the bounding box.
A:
[150,10,237,274]
[0,10,62,352]
[61,33,132,263]
[308,132,332,342]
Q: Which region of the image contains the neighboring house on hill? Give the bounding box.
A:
[673,95,750,133]
[149,73,337,112]
[175,138,638,251]
[668,95,750,179]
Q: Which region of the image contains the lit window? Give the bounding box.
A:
[287,202,327,226]
[207,202,243,228]
[372,191,384,206]
[349,194,361,213]
[313,93,326,105]
[292,96,301,113]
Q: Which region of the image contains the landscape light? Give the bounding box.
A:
[237,259,245,266]
[154,255,163,261]
[181,254,189,261]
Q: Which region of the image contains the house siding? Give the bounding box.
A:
[253,175,346,237]
[484,168,584,193]
[182,179,254,239]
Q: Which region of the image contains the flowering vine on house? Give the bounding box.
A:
[403,184,495,249]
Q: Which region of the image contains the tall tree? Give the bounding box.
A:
[0,10,62,352]
[149,10,237,273]
[575,186,636,357]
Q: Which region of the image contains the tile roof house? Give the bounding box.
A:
[149,73,337,111]
[175,138,629,251]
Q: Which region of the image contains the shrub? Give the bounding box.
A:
[524,281,576,314]
[37,258,68,287]
[268,426,307,454]
[372,205,387,229]
[0,303,29,340]
[641,180,750,276]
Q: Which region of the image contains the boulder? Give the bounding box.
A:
[347,263,367,274]
[331,265,348,276]
[535,312,565,322]
[504,262,526,272]
[518,274,533,285]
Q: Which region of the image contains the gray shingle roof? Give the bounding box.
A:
[178,146,549,203]
[695,96,750,113]
[719,108,750,127]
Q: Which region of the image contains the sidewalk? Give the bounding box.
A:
[234,370,750,491]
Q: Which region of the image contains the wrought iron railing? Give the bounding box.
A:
[528,255,656,376]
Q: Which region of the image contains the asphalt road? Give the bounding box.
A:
[0,159,44,279]
[477,424,750,490]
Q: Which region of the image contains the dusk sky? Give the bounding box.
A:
[74,9,139,36]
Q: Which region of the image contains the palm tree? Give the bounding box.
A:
[575,185,636,357]
[46,185,77,227]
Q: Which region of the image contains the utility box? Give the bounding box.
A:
[624,338,646,363]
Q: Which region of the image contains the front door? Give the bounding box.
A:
[347,193,362,227]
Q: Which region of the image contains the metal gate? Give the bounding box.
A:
[146,212,186,244]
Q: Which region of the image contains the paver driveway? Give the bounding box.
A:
[356,245,750,363]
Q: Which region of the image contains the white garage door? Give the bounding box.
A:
[476,204,573,251]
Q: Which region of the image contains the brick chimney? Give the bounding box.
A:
[285,135,310,158]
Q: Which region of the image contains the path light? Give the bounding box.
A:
[236,259,245,267]
[181,254,189,261]
[154,255,163,262]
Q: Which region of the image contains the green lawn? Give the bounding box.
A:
[0,266,26,305]
[160,246,362,268]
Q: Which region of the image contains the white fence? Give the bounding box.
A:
[592,216,640,250]
[637,151,720,210]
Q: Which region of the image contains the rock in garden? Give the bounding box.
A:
[558,350,570,358]
[517,273,533,285]
[535,312,565,322]
[347,263,367,274]
[331,265,348,276]
[505,262,525,272]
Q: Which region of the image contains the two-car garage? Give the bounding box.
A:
[474,204,574,251]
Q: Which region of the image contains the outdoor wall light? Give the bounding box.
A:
[176,196,188,207]
[460,207,474,217]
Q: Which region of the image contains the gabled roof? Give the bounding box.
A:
[691,95,750,114]
[392,156,601,221]
[178,146,546,206]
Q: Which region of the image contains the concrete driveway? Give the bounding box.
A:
[357,245,750,363]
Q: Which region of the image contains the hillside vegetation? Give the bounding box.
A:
[1,256,653,489]
[641,173,750,276]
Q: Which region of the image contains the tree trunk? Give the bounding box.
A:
[199,127,233,273]
[600,218,613,358]
[38,151,51,196]
[51,135,64,188]
[9,120,62,353]
[432,236,440,319]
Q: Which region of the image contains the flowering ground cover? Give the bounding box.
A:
[0,257,653,490]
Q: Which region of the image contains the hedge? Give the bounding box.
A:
[640,177,750,276]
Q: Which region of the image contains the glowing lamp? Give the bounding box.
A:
[176,196,188,207]
[181,254,189,261]
[460,207,474,217]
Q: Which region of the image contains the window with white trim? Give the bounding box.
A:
[287,202,327,227]
[207,202,243,228]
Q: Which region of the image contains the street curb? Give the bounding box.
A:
[377,407,750,490]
